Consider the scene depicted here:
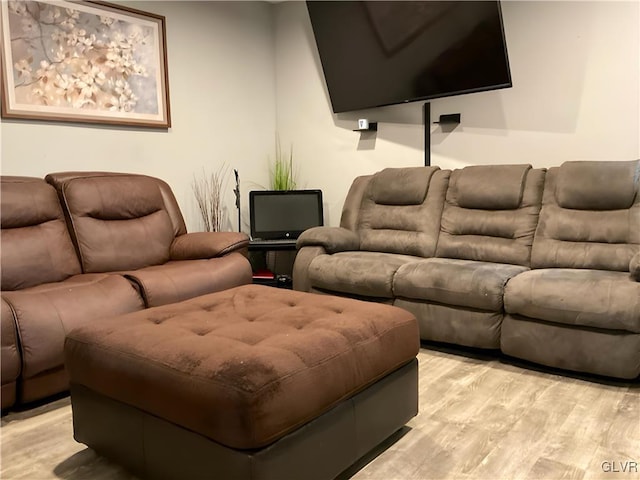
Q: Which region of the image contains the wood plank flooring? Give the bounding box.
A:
[1,346,638,480]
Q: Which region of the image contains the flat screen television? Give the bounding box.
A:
[249,190,324,241]
[307,1,512,113]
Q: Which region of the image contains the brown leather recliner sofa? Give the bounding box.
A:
[1,172,252,411]
[294,160,640,380]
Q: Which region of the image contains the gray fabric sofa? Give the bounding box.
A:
[293,160,640,379]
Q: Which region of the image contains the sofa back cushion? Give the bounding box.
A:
[45,172,181,273]
[532,160,640,271]
[456,165,530,210]
[339,175,373,231]
[1,177,81,289]
[357,167,449,257]
[556,160,639,210]
[436,165,546,266]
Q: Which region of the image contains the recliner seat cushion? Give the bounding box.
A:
[504,269,640,333]
[2,274,144,387]
[394,258,528,311]
[124,253,253,307]
[308,252,418,298]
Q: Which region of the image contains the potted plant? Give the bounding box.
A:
[270,136,297,191]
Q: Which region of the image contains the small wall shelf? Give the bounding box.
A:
[353,122,377,132]
[434,113,461,125]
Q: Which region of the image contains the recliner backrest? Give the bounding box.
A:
[0,176,82,290]
[45,172,187,273]
[531,160,640,271]
[339,174,372,232]
[356,167,449,257]
[436,164,546,266]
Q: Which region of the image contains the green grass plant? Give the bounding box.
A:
[270,136,297,190]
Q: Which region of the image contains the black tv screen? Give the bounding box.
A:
[249,190,324,240]
[307,1,512,113]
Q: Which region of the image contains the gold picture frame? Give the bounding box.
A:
[0,1,171,128]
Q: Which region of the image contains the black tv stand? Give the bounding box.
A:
[248,241,296,289]
[248,239,297,251]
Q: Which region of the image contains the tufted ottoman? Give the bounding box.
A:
[64,284,419,480]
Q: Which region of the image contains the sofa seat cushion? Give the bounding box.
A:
[308,252,419,298]
[124,252,252,307]
[1,274,145,383]
[394,258,528,311]
[504,269,640,333]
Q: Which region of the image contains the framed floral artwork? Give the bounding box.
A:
[0,1,171,128]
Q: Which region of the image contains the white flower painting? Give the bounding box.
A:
[0,0,170,127]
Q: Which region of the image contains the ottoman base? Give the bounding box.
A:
[71,358,418,480]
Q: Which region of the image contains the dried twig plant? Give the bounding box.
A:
[192,164,230,232]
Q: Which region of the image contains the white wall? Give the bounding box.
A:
[275,0,640,226]
[0,1,277,233]
[2,1,639,230]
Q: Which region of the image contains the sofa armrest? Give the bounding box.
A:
[630,252,640,281]
[170,232,249,261]
[296,227,359,254]
[293,245,326,292]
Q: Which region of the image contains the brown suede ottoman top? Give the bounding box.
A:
[64,284,419,450]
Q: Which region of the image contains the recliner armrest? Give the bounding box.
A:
[170,232,249,260]
[630,252,640,281]
[296,227,359,254]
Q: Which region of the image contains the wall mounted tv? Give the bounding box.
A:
[307,1,512,113]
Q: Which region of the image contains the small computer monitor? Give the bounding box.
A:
[249,190,324,240]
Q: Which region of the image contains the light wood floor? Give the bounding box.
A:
[1,346,638,480]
